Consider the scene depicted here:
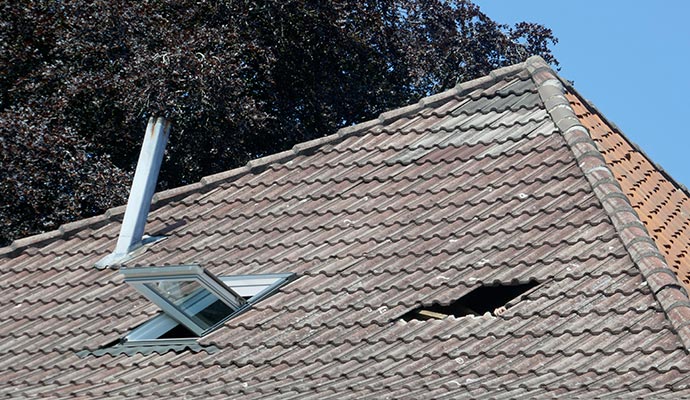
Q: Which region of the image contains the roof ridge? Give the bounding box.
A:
[525,55,690,352]
[0,60,529,259]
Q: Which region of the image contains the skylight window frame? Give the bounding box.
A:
[125,313,190,345]
[122,265,248,336]
[120,269,295,346]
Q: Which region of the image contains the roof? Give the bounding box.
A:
[566,90,690,290]
[2,56,690,398]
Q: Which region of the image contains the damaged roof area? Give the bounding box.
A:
[1,56,690,398]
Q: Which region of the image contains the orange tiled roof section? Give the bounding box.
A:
[567,91,690,289]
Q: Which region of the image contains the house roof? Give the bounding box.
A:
[2,56,690,398]
[566,90,690,291]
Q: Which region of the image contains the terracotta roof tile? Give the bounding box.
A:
[567,92,690,292]
[1,56,689,397]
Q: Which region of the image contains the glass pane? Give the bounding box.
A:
[150,280,202,305]
[146,280,236,331]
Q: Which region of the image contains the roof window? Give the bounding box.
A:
[120,265,294,345]
[402,281,539,321]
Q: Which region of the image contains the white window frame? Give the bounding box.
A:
[121,266,294,345]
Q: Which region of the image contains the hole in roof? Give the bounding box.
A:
[114,267,295,347]
[401,281,540,321]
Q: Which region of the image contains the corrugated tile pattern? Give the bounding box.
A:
[567,93,690,291]
[1,59,689,398]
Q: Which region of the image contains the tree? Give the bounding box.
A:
[0,0,558,245]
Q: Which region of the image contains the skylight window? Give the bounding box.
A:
[120,265,294,345]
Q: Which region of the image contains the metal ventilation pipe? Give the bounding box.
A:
[97,117,170,266]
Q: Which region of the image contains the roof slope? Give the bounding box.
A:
[1,57,690,398]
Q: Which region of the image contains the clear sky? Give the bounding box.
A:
[474,1,689,188]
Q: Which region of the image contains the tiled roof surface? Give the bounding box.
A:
[1,57,690,398]
[567,92,690,291]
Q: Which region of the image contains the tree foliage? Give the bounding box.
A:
[0,0,558,245]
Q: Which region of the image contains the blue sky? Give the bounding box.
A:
[475,1,689,188]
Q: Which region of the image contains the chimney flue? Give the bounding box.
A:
[97,117,170,267]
